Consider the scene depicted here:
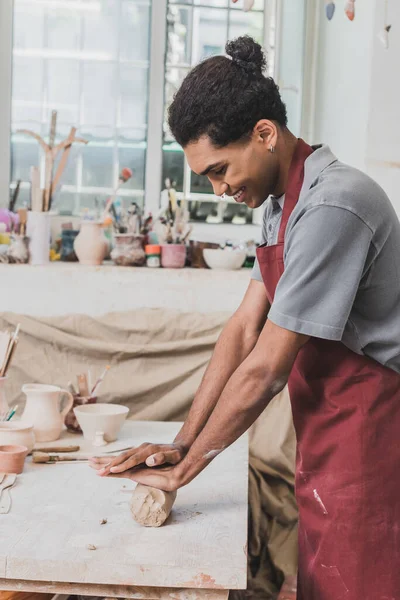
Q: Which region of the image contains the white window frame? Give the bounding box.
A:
[0,0,315,222]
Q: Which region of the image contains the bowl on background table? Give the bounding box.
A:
[203,248,247,270]
[0,422,35,453]
[73,403,129,444]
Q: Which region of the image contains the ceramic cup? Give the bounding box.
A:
[0,422,35,453]
[73,403,129,444]
[0,444,28,474]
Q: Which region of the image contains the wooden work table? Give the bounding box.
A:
[0,421,248,600]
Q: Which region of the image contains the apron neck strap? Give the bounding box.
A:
[277,139,314,244]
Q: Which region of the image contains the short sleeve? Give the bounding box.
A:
[268,205,373,340]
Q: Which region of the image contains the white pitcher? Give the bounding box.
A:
[21,384,73,442]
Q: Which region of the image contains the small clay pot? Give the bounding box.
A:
[0,444,28,474]
[161,244,186,268]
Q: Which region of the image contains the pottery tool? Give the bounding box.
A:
[91,365,110,396]
[34,445,80,453]
[32,445,138,464]
[32,452,89,464]
[17,208,28,235]
[9,180,21,213]
[30,166,42,212]
[0,323,20,378]
[0,473,17,514]
[77,373,90,397]
[18,118,87,212]
[5,405,18,422]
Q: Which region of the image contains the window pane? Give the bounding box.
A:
[13,2,44,50]
[119,66,149,128]
[82,1,118,60]
[120,1,151,62]
[12,57,44,123]
[228,9,264,43]
[167,6,192,65]
[192,8,228,63]
[45,59,80,124]
[11,137,40,183]
[162,145,185,192]
[82,62,116,126]
[81,139,114,188]
[118,143,146,194]
[46,8,80,52]
[193,0,228,6]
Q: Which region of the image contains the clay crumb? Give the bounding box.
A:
[87,544,97,551]
[100,518,107,525]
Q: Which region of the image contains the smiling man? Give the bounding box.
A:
[90,36,400,600]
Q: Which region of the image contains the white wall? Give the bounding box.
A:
[365,0,400,213]
[312,0,376,171]
[0,1,13,207]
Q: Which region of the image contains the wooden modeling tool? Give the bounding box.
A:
[0,473,17,514]
[77,374,90,397]
[18,117,87,212]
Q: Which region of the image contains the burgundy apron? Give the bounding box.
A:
[257,139,400,600]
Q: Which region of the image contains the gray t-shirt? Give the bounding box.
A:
[252,145,400,375]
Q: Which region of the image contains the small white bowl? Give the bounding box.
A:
[73,403,129,444]
[0,421,35,453]
[203,248,246,270]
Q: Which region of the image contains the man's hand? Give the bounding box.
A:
[89,456,183,492]
[89,442,187,477]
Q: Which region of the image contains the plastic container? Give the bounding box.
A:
[145,244,161,268]
[161,244,186,269]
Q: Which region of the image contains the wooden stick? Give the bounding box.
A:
[30,167,42,212]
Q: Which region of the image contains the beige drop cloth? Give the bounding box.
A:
[0,310,298,599]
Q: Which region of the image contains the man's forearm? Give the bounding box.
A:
[174,313,261,449]
[174,355,287,486]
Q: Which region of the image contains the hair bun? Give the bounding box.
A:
[226,35,266,76]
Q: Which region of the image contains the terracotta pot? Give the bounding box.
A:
[161,244,186,269]
[74,221,108,266]
[65,394,97,433]
[0,444,28,474]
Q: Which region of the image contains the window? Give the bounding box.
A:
[162,0,273,224]
[10,0,151,214]
[2,0,308,224]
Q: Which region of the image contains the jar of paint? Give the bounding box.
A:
[145,244,161,268]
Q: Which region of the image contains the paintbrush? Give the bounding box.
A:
[5,405,18,422]
[91,365,110,396]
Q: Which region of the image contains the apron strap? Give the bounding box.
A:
[277,139,314,245]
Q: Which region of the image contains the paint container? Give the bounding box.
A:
[145,244,161,268]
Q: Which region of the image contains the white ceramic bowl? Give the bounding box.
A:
[203,248,246,270]
[0,421,35,453]
[73,403,129,444]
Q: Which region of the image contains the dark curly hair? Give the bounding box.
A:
[168,36,287,148]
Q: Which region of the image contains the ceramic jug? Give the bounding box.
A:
[21,384,73,442]
[74,221,108,266]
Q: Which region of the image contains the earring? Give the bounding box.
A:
[270,145,275,154]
